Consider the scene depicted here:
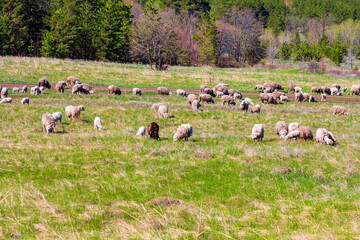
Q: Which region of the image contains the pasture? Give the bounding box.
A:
[0,57,359,239]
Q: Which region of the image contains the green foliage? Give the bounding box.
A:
[293,42,322,61]
[279,42,292,60]
[317,35,329,56]
[328,36,347,66]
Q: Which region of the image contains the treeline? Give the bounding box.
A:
[0,0,359,69]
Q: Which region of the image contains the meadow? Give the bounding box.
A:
[0,57,359,239]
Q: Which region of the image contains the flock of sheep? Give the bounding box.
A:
[0,77,357,145]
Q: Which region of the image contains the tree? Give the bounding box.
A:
[328,36,346,66]
[279,42,292,60]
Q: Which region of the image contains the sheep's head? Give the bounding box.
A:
[279,130,287,138]
[78,105,85,111]
[46,124,55,133]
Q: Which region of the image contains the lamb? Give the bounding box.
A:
[1,87,8,98]
[308,95,316,102]
[302,93,311,101]
[244,98,253,105]
[157,87,171,95]
[66,76,81,85]
[199,94,214,103]
[233,92,242,100]
[251,124,264,141]
[39,86,45,93]
[65,105,85,120]
[0,97,12,104]
[221,95,235,105]
[21,85,28,93]
[51,112,62,123]
[147,122,160,140]
[321,94,327,101]
[21,97,30,105]
[108,85,122,95]
[216,91,224,98]
[173,124,193,141]
[203,87,216,97]
[350,85,360,95]
[191,100,201,110]
[330,87,341,96]
[321,86,331,95]
[136,126,146,137]
[94,117,104,130]
[158,105,169,118]
[55,81,67,93]
[288,122,300,132]
[316,128,337,146]
[38,79,51,89]
[250,104,261,113]
[12,87,20,93]
[187,94,197,105]
[275,121,288,138]
[294,92,304,102]
[294,86,302,93]
[133,88,142,96]
[279,95,289,102]
[333,106,348,115]
[311,87,321,94]
[30,86,39,95]
[213,83,229,95]
[42,113,56,133]
[176,89,188,97]
[288,83,297,93]
[239,100,249,112]
[200,85,210,93]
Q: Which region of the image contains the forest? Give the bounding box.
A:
[1,0,359,69]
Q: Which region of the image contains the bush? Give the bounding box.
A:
[308,60,321,73]
[279,42,292,60]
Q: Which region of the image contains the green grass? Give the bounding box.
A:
[0,57,359,239]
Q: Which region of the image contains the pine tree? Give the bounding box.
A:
[328,36,346,66]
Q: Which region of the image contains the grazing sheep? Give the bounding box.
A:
[275,121,288,138]
[173,124,193,141]
[187,94,197,105]
[308,95,316,102]
[65,105,85,120]
[66,76,81,85]
[298,126,313,140]
[221,95,235,106]
[158,105,169,118]
[176,89,188,97]
[294,92,304,102]
[147,122,160,140]
[136,126,146,137]
[38,79,51,89]
[21,97,30,105]
[0,97,12,104]
[21,85,28,93]
[250,104,261,113]
[330,87,341,96]
[331,84,341,90]
[133,88,142,96]
[233,92,242,100]
[51,112,62,123]
[320,86,331,95]
[12,87,20,93]
[294,86,302,93]
[81,84,94,94]
[316,128,337,146]
[39,86,45,93]
[42,113,56,133]
[254,84,264,92]
[191,100,201,110]
[302,93,311,101]
[151,103,164,109]
[272,91,285,100]
[30,86,41,95]
[199,94,214,103]
[157,87,171,95]
[263,87,274,93]
[264,82,283,90]
[251,124,264,141]
[259,93,275,104]
[311,87,321,94]
[216,91,224,98]
[244,97,253,105]
[94,117,104,130]
[280,95,289,102]
[203,87,216,97]
[288,122,300,132]
[213,83,228,95]
[200,85,210,93]
[239,100,249,112]
[350,85,360,95]
[288,83,297,93]
[1,87,8,98]
[284,130,300,140]
[321,94,327,101]
[333,106,348,115]
[55,81,67,93]
[228,89,241,97]
[72,84,84,94]
[108,85,122,95]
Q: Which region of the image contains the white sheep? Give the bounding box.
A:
[316,128,337,146]
[275,121,288,138]
[239,100,249,112]
[1,87,8,98]
[65,105,85,120]
[176,89,188,97]
[30,86,41,95]
[133,88,142,96]
[42,113,56,133]
[136,126,146,137]
[0,97,12,104]
[251,124,264,141]
[192,100,201,110]
[173,124,193,141]
[21,97,30,105]
[288,122,300,132]
[94,117,104,130]
[243,97,253,105]
[52,112,63,123]
[321,94,326,101]
[12,87,20,93]
[158,105,169,118]
[284,130,300,140]
[216,91,224,98]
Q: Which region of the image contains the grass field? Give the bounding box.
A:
[0,57,359,239]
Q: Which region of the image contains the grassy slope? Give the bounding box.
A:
[0,57,359,239]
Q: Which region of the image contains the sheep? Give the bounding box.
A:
[259,93,275,104]
[333,106,348,115]
[51,112,62,123]
[275,121,288,138]
[147,122,159,140]
[272,91,285,100]
[173,124,193,141]
[321,94,327,101]
[320,86,331,95]
[221,95,235,106]
[263,87,274,93]
[1,87,8,98]
[151,103,164,109]
[187,94,197,105]
[350,85,360,95]
[316,128,337,146]
[239,100,249,112]
[308,95,316,102]
[228,89,241,97]
[264,82,282,90]
[0,97,12,104]
[157,87,171,95]
[250,104,261,113]
[233,92,242,100]
[65,105,85,120]
[200,85,210,93]
[108,85,122,95]
[55,81,67,93]
[176,89,188,97]
[331,84,341,90]
[38,79,51,89]
[20,85,28,93]
[284,130,300,140]
[39,86,45,93]
[298,126,313,140]
[158,105,169,118]
[251,124,264,141]
[66,76,81,85]
[203,87,216,97]
[244,97,253,105]
[133,88,142,96]
[330,87,341,96]
[280,95,289,102]
[294,86,302,93]
[288,83,297,93]
[213,83,228,95]
[216,91,224,98]
[94,117,104,130]
[136,126,146,137]
[294,92,304,102]
[311,87,321,94]
[81,84,94,94]
[199,94,214,103]
[42,113,56,133]
[288,122,300,132]
[254,85,264,92]
[302,93,311,101]
[72,84,84,94]
[30,86,41,95]
[191,100,201,110]
[12,87,20,93]
[21,97,30,105]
